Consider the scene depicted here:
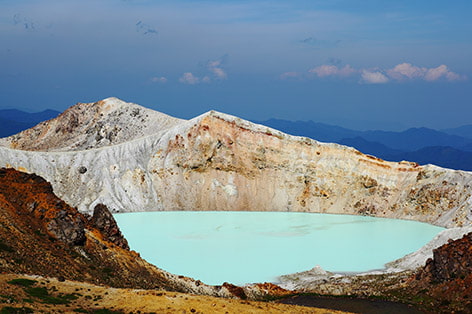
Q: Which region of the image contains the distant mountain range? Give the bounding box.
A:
[1,108,472,171]
[0,109,60,137]
[254,119,472,171]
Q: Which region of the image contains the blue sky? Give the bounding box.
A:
[0,0,471,130]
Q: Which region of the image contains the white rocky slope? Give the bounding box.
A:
[0,97,471,231]
[0,97,183,151]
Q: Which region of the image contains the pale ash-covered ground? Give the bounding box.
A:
[0,97,471,286]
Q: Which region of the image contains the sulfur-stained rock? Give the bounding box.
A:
[0,168,86,246]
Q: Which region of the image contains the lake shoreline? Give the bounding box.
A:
[276,294,423,314]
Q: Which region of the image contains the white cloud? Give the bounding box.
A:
[423,64,465,81]
[178,73,212,84]
[446,71,463,81]
[387,63,426,80]
[150,76,167,83]
[309,64,356,77]
[179,58,227,84]
[424,65,448,81]
[387,63,465,82]
[309,65,338,77]
[179,72,200,84]
[361,70,389,84]
[207,59,227,80]
[297,62,466,84]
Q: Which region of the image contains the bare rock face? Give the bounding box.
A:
[47,209,86,246]
[0,97,471,231]
[400,232,472,312]
[419,232,472,283]
[88,203,129,250]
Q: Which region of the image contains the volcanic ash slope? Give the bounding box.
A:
[0,97,471,229]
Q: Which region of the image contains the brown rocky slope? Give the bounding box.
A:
[0,167,239,297]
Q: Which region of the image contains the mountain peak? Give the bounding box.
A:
[0,98,183,152]
[95,96,131,111]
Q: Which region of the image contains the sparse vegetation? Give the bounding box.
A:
[0,307,34,314]
[6,279,78,305]
[23,286,74,304]
[0,295,16,304]
[7,279,36,287]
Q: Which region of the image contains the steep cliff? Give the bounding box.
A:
[0,97,471,229]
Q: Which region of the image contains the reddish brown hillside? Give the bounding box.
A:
[0,168,230,296]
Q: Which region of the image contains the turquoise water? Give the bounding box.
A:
[114,211,443,286]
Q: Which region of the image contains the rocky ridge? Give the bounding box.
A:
[0,98,471,230]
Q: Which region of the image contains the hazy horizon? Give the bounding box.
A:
[1,100,471,133]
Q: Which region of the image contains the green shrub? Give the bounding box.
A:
[0,307,34,314]
[0,295,16,304]
[24,287,70,305]
[24,287,49,298]
[61,294,79,301]
[7,279,37,287]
